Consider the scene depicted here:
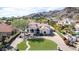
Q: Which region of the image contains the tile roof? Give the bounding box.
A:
[0,23,13,32]
[28,22,51,30]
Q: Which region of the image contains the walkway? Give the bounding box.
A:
[10,33,24,48]
[11,33,31,50]
[26,41,30,51]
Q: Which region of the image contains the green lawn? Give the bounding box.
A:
[28,38,57,50]
[17,41,27,51]
[17,38,57,51]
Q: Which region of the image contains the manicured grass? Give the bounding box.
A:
[28,38,57,50]
[17,41,27,51]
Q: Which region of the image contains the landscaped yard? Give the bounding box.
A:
[17,38,57,51]
[17,41,27,51]
[28,38,57,50]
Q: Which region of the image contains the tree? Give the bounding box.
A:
[22,16,28,19]
[1,17,7,20]
[10,16,17,21]
[11,19,28,30]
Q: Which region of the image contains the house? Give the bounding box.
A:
[57,18,75,26]
[26,22,53,36]
[0,23,14,41]
[66,34,77,45]
[40,24,53,35]
[46,17,60,23]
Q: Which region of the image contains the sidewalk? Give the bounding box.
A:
[10,34,23,48]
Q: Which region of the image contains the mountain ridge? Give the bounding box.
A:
[26,7,79,20]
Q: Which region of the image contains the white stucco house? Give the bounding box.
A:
[57,18,75,26]
[26,22,53,36]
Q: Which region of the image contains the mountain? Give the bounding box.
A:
[27,10,60,18]
[26,7,79,20]
[1,7,79,21]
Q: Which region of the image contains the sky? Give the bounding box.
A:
[0,0,79,17]
[0,7,64,17]
[0,0,78,17]
[0,0,78,7]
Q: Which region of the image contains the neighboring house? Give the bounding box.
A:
[26,22,53,36]
[69,36,77,45]
[57,18,75,26]
[52,19,59,23]
[66,34,77,45]
[0,23,14,41]
[46,17,60,23]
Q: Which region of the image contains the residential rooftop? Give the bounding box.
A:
[0,23,13,32]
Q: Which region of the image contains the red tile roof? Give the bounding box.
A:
[0,23,13,32]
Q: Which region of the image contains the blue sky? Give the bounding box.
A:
[0,7,64,17]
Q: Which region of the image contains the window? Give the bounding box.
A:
[36,28,40,34]
[27,29,29,32]
[30,29,34,33]
[44,31,46,34]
